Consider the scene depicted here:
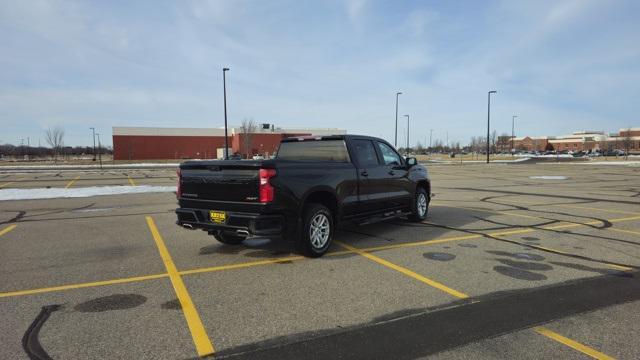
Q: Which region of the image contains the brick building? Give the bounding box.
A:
[112,125,346,160]
[512,136,551,152]
[512,128,640,153]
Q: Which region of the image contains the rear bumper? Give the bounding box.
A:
[175,208,284,236]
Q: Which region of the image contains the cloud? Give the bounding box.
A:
[0,0,639,148]
[346,0,368,30]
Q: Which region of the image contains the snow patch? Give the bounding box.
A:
[583,161,640,166]
[515,154,574,158]
[0,185,175,201]
[0,163,179,171]
[529,176,568,180]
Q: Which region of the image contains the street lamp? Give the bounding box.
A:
[404,114,410,153]
[511,115,517,154]
[487,90,497,163]
[394,92,402,147]
[90,127,96,161]
[223,67,230,160]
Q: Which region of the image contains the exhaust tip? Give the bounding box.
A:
[236,229,250,237]
[182,223,194,229]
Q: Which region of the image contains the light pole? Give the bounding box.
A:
[404,114,410,153]
[223,67,230,160]
[394,92,402,148]
[487,90,497,163]
[96,133,103,169]
[511,115,517,154]
[90,127,96,161]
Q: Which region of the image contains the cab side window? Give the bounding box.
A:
[376,142,401,166]
[352,139,380,167]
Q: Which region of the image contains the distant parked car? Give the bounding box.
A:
[252,154,265,160]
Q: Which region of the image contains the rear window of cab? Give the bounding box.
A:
[276,140,351,162]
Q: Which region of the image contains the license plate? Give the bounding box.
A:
[209,211,226,223]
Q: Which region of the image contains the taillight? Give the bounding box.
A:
[259,168,276,203]
[176,169,182,199]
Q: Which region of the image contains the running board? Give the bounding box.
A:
[357,210,411,226]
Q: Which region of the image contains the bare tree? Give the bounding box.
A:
[621,127,633,160]
[240,119,257,159]
[45,126,65,161]
[597,139,609,155]
[490,130,497,154]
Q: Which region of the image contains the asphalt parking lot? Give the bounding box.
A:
[1,163,639,359]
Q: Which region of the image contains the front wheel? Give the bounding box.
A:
[299,204,334,258]
[409,187,429,222]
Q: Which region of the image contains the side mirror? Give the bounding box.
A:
[406,157,417,167]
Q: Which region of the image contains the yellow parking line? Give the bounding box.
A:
[551,203,639,216]
[432,203,543,220]
[0,224,17,237]
[1,213,638,300]
[64,175,80,189]
[128,175,136,186]
[0,273,168,299]
[606,263,633,271]
[533,327,615,360]
[362,233,483,253]
[608,215,640,223]
[0,181,14,188]
[146,216,215,357]
[499,198,639,216]
[180,256,306,276]
[607,228,640,237]
[336,241,469,299]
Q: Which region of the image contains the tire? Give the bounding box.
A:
[298,204,334,258]
[212,231,245,245]
[409,187,429,222]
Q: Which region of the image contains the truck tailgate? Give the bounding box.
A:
[180,161,264,203]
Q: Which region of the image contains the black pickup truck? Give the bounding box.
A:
[175,135,431,257]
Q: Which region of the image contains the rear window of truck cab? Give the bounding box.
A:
[276,140,351,162]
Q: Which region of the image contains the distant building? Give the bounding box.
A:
[512,128,640,153]
[112,125,346,160]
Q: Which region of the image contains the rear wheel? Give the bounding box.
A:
[409,187,429,222]
[211,231,245,245]
[298,204,333,258]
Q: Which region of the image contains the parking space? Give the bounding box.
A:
[0,169,176,189]
[0,163,638,359]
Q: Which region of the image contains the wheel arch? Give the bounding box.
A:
[300,187,339,221]
[416,180,431,199]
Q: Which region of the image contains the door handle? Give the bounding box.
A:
[388,170,395,176]
[360,171,369,177]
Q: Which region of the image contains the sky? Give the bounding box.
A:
[1,0,639,148]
